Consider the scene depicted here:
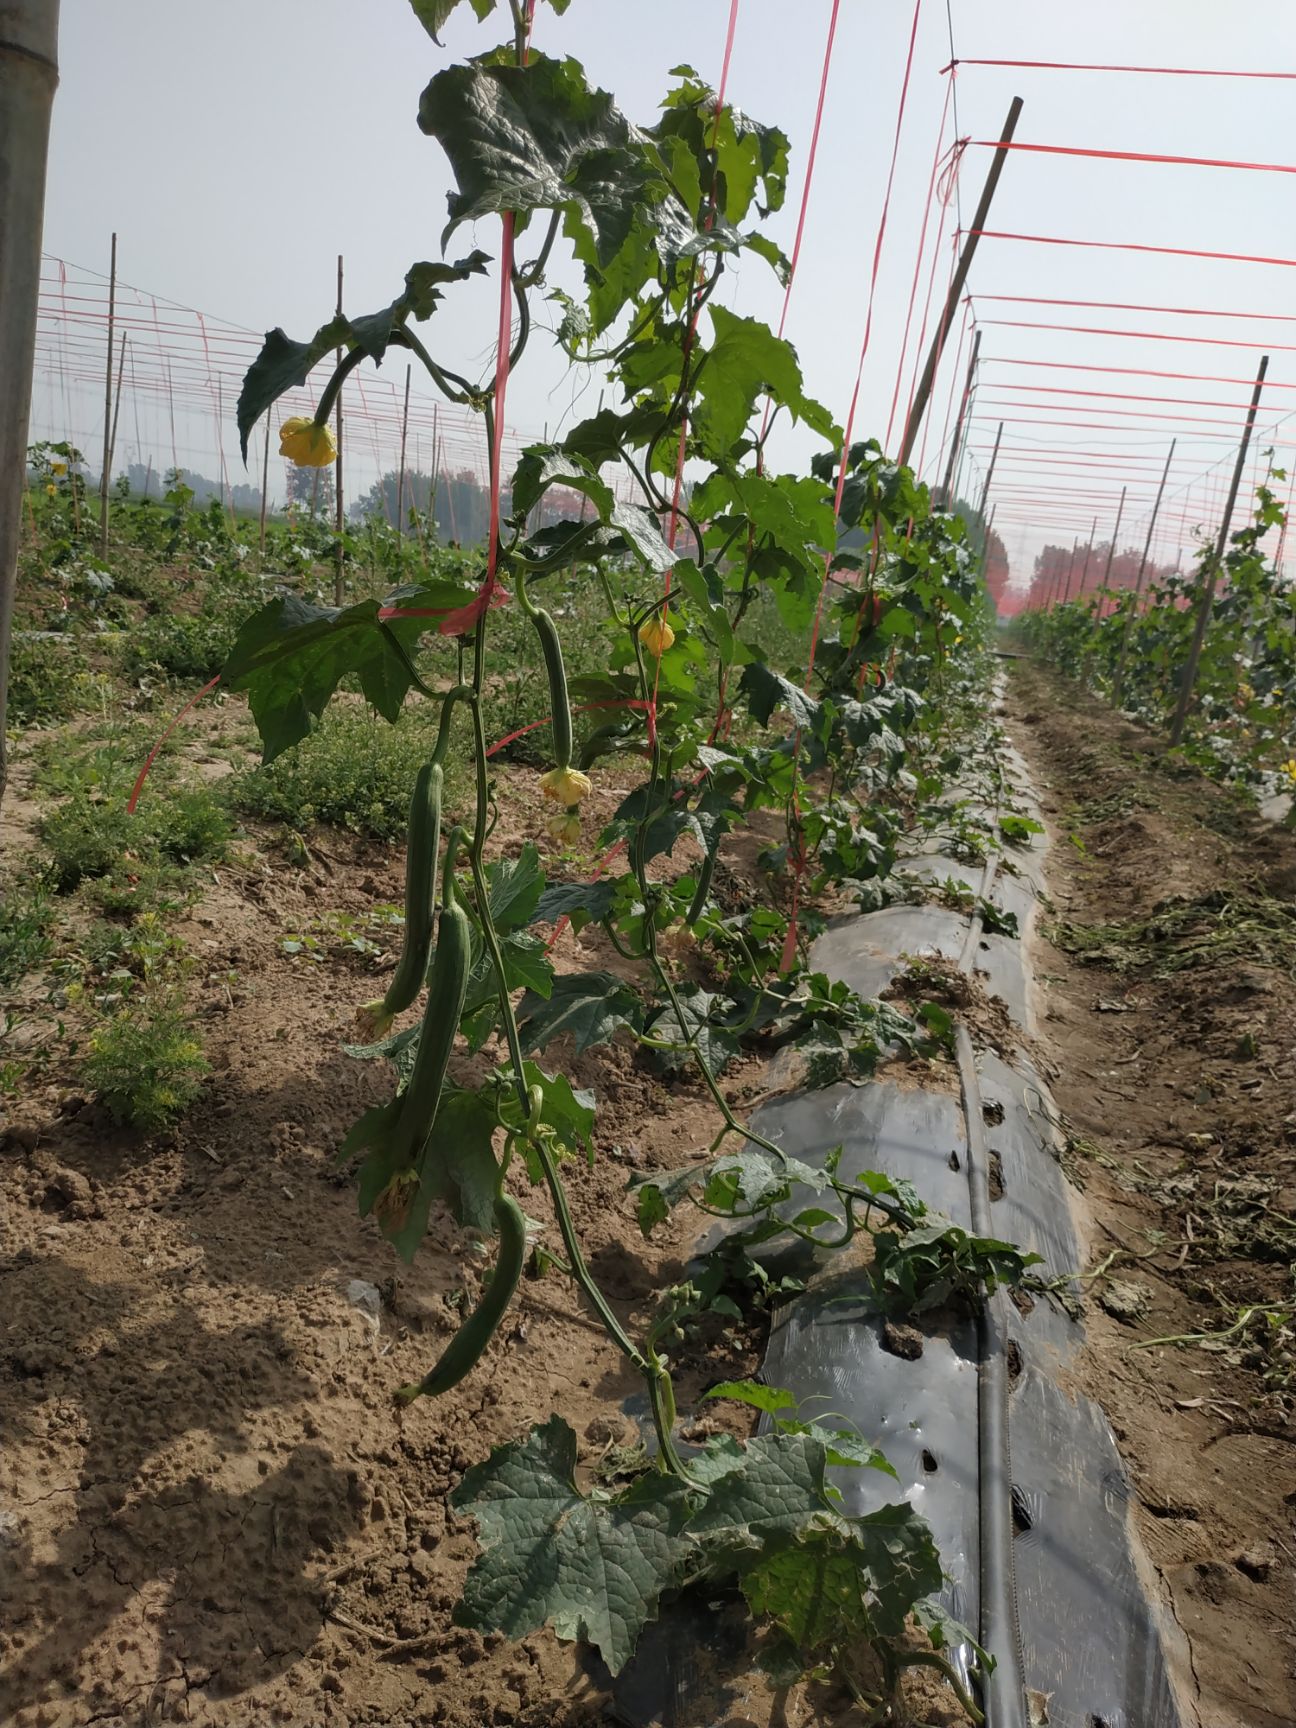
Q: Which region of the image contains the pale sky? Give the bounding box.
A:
[35,0,1296,584]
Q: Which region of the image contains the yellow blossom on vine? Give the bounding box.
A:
[638,615,676,658]
[51,461,67,476]
[547,810,581,847]
[45,483,57,497]
[279,416,337,467]
[1282,758,1296,786]
[540,765,591,806]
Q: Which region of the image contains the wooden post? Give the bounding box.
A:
[1112,439,1175,705]
[1099,487,1126,592]
[99,230,117,554]
[898,98,1023,468]
[1,0,61,812]
[939,328,980,507]
[396,363,411,539]
[334,253,345,604]
[258,415,270,559]
[1170,354,1268,746]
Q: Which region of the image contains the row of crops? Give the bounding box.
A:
[1019,473,1296,804]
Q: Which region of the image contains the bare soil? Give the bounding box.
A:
[1005,658,1296,1728]
[0,737,783,1728]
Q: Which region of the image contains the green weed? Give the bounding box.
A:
[0,890,54,990]
[231,705,469,840]
[82,989,208,1130]
[40,785,231,892]
[7,636,89,727]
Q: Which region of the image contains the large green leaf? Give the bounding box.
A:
[693,307,836,456]
[510,447,676,570]
[688,1431,837,1565]
[516,970,644,1054]
[237,256,489,457]
[452,1416,692,1674]
[531,877,620,933]
[419,55,686,267]
[737,662,822,735]
[220,583,471,761]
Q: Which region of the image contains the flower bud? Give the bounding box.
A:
[279,416,338,467]
[638,615,676,659]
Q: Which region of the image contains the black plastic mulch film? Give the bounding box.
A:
[612,719,1186,1728]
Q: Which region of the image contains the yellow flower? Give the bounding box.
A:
[279,416,337,467]
[638,615,676,658]
[540,765,592,806]
[1282,758,1296,786]
[51,461,68,476]
[45,483,57,496]
[546,810,581,847]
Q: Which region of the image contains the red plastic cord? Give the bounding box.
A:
[884,80,955,451]
[981,317,1296,355]
[973,293,1296,325]
[785,0,923,974]
[970,138,1296,178]
[945,58,1296,82]
[968,228,1296,272]
[987,356,1293,391]
[127,676,221,813]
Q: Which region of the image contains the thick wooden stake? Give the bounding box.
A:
[334,253,345,604]
[1170,354,1269,746]
[1,0,61,813]
[396,363,411,539]
[898,97,1023,468]
[99,230,117,554]
[1112,438,1176,705]
[939,328,980,506]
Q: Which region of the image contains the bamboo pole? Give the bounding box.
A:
[898,98,1023,468]
[258,416,271,559]
[98,231,117,554]
[1051,535,1079,610]
[427,404,440,542]
[1063,519,1097,606]
[1170,355,1268,746]
[396,363,411,539]
[1112,439,1176,706]
[334,253,345,604]
[105,331,127,499]
[940,329,980,507]
[976,422,1003,559]
[1098,487,1127,592]
[0,1,61,812]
